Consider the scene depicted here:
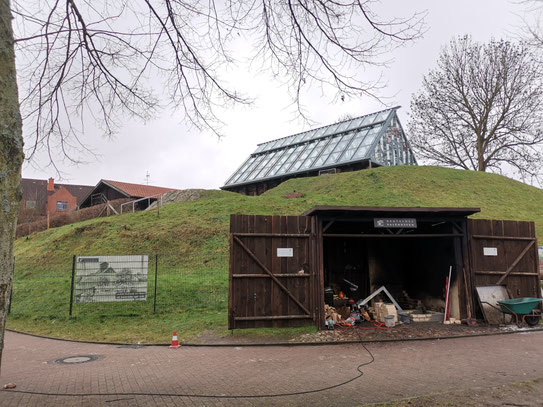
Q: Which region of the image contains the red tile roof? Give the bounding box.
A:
[102,180,177,198]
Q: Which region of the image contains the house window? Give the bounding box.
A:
[56,201,68,211]
[26,200,36,209]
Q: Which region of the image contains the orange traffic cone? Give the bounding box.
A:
[169,331,180,348]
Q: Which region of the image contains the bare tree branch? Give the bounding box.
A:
[13,0,426,164]
[408,35,543,185]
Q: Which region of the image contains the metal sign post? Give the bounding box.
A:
[153,254,158,314]
[69,255,76,318]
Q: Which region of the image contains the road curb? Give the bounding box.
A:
[6,326,543,347]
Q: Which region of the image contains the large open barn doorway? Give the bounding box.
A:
[323,227,458,316]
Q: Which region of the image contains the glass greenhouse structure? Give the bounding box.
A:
[222,107,416,195]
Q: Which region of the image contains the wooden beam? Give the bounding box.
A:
[496,240,536,285]
[475,270,539,276]
[232,233,310,238]
[322,221,335,233]
[234,315,312,321]
[233,236,311,316]
[323,233,463,238]
[471,235,535,241]
[232,274,310,278]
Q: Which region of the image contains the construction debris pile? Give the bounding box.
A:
[323,284,459,330]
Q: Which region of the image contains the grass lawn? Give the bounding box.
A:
[9,166,543,343]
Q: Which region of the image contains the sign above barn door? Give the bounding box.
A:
[374,218,417,228]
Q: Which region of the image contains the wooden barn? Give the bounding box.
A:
[228,207,541,329]
[222,107,416,196]
[80,179,177,210]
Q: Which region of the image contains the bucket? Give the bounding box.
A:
[384,315,395,327]
[398,311,410,324]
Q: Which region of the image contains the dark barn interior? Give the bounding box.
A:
[322,220,459,315]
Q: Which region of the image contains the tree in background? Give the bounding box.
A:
[0,1,425,370]
[408,36,543,183]
[520,0,543,51]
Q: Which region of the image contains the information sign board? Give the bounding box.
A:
[75,255,148,303]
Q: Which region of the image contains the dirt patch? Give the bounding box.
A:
[192,322,541,345]
[367,378,543,406]
[293,322,528,343]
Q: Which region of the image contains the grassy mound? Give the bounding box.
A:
[9,166,543,343]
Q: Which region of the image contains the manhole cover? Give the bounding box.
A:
[52,355,101,365]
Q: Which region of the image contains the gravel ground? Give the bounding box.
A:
[193,321,542,345]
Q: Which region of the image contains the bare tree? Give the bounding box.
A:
[408,36,543,182]
[518,0,543,50]
[1,0,425,370]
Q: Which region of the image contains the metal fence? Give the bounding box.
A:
[9,254,228,322]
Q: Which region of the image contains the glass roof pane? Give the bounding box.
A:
[266,147,294,176]
[278,145,305,174]
[235,156,257,177]
[361,113,377,126]
[339,148,356,162]
[346,117,365,131]
[301,130,317,141]
[323,123,339,136]
[290,161,304,172]
[299,139,327,169]
[312,155,327,167]
[240,155,267,181]
[321,142,336,156]
[274,138,288,148]
[253,151,280,179]
[263,140,279,151]
[335,121,350,134]
[254,144,265,153]
[362,128,381,145]
[324,152,342,165]
[352,144,370,159]
[310,127,327,140]
[374,110,390,123]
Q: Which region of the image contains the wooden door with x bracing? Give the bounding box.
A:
[228,215,315,329]
[468,219,541,307]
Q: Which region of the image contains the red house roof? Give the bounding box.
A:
[102,180,177,198]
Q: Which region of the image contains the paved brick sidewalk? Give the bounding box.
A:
[1,331,542,406]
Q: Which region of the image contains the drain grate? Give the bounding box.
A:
[52,355,102,365]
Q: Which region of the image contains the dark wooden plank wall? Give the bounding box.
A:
[229,215,314,329]
[468,219,541,311]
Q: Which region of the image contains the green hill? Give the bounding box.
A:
[9,166,543,343]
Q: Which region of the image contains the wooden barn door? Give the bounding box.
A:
[468,219,541,302]
[229,215,315,329]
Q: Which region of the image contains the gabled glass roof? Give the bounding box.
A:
[223,107,413,188]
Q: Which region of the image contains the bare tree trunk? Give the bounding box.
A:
[0,0,23,373]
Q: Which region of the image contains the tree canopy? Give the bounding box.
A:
[13,0,425,163]
[408,36,543,184]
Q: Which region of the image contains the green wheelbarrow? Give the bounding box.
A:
[496,298,543,327]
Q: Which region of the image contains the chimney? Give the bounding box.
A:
[47,178,54,192]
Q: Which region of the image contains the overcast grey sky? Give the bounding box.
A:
[21,0,529,189]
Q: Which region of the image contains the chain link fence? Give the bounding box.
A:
[9,254,228,323]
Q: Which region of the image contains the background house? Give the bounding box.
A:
[80,179,177,210]
[19,178,93,224]
[222,107,416,196]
